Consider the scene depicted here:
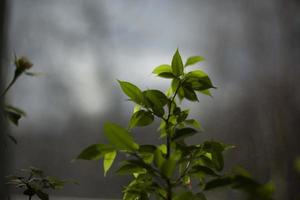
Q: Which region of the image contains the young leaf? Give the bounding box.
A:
[152,64,175,79]
[185,56,205,67]
[129,110,154,129]
[104,122,139,151]
[118,80,144,104]
[171,49,184,77]
[103,151,117,176]
[200,89,212,97]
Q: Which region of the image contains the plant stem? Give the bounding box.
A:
[165,80,181,200]
[1,75,17,97]
[28,195,32,200]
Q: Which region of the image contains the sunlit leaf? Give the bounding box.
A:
[152,64,175,79]
[118,80,144,104]
[185,56,205,67]
[104,151,117,176]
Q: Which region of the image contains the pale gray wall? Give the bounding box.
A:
[4,0,300,199]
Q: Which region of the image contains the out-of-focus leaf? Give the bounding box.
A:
[77,144,114,160]
[204,177,233,191]
[116,163,147,175]
[7,134,18,144]
[185,56,205,67]
[36,190,49,200]
[104,150,117,176]
[104,122,139,151]
[172,127,198,141]
[184,119,202,130]
[129,110,154,129]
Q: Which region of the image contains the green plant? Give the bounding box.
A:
[77,49,273,200]
[2,56,75,200]
[7,167,74,200]
[1,55,36,143]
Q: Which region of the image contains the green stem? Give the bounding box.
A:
[165,80,181,200]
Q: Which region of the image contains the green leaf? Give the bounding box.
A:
[185,56,205,67]
[161,158,176,178]
[204,177,233,191]
[190,165,220,177]
[104,122,139,151]
[143,90,168,117]
[171,49,184,77]
[77,144,114,160]
[5,104,26,116]
[133,104,141,113]
[152,64,175,79]
[177,109,189,123]
[138,145,156,164]
[116,163,147,175]
[129,110,154,129]
[184,119,202,130]
[6,111,21,126]
[200,89,212,97]
[4,105,26,126]
[154,149,165,169]
[172,127,198,141]
[203,141,225,171]
[118,80,144,104]
[104,151,117,176]
[185,70,215,91]
[182,84,198,101]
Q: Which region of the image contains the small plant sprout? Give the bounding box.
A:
[6,167,75,200]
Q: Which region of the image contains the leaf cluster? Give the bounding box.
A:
[1,55,38,143]
[77,49,273,200]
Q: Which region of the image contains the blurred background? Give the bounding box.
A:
[1,0,300,199]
